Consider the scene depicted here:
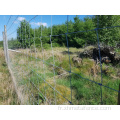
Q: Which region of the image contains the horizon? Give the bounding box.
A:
[0,15,92,41]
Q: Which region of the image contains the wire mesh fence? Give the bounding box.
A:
[2,15,120,105]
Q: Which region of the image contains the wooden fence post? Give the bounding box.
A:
[2,32,7,63]
[4,25,9,65]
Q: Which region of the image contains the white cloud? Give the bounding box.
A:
[18,17,25,21]
[30,22,47,27]
[14,21,18,24]
[14,17,26,24]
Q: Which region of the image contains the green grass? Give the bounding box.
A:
[8,46,120,105]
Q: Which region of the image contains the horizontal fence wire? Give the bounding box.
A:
[8,48,120,93]
[6,15,12,27]
[7,15,19,31]
[4,15,120,105]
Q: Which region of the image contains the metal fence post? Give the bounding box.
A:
[4,25,9,65]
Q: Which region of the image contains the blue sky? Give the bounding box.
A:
[0,15,90,41]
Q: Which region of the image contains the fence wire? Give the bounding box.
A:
[2,15,120,105]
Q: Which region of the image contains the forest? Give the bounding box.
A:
[8,15,120,49]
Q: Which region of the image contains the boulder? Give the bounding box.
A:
[93,46,115,63]
[79,46,95,58]
[72,56,82,67]
[79,45,120,64]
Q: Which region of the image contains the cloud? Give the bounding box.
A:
[18,17,25,21]
[14,17,26,24]
[14,21,18,24]
[30,22,47,27]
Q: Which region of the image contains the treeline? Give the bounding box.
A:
[14,15,120,49]
[0,41,3,48]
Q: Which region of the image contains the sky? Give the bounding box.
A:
[0,15,89,41]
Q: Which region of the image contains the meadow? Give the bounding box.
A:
[8,45,120,105]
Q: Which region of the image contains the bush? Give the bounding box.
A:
[52,43,60,47]
[43,43,51,50]
[8,40,20,49]
[74,37,85,47]
[0,41,3,48]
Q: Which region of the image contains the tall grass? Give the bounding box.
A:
[0,48,19,105]
[8,46,120,105]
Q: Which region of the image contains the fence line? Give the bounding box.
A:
[8,48,120,93]
[2,15,120,105]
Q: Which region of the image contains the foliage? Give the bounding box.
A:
[0,41,3,48]
[93,15,120,45]
[8,38,20,49]
[17,20,34,48]
[73,37,85,47]
[15,15,120,49]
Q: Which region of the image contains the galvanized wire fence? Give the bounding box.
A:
[2,15,120,105]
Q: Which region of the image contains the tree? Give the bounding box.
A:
[92,15,120,46]
[17,20,34,48]
[83,16,96,45]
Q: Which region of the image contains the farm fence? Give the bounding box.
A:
[2,15,120,105]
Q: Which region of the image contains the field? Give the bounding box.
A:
[8,45,120,105]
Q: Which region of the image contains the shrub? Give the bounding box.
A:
[73,37,85,47]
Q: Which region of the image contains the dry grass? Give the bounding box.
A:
[0,48,19,105]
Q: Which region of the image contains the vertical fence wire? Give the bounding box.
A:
[24,21,27,104]
[40,16,47,103]
[50,15,56,105]
[66,15,72,104]
[33,18,40,105]
[4,15,120,105]
[25,21,30,105]
[28,20,32,104]
[96,15,103,105]
[21,20,25,104]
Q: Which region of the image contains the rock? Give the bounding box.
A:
[79,46,95,58]
[92,46,116,64]
[72,56,82,67]
[79,45,120,65]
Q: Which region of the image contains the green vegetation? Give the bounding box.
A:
[0,41,3,48]
[6,15,120,105]
[8,45,120,105]
[7,15,120,49]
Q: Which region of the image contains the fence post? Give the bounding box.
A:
[4,25,9,65]
[118,83,120,105]
[2,32,7,63]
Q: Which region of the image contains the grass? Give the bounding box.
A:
[8,45,120,105]
[0,48,19,105]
